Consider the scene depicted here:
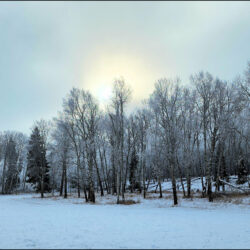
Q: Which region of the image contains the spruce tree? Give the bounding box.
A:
[26,127,51,197]
[220,155,228,181]
[237,157,248,185]
[4,138,19,194]
[129,148,138,192]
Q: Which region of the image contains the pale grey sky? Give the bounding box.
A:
[0,1,250,134]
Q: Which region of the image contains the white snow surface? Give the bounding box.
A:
[0,191,249,249]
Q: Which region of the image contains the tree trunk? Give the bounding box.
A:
[187,170,191,198]
[99,148,109,194]
[123,151,130,196]
[64,160,67,199]
[1,155,7,194]
[83,184,88,202]
[22,166,28,192]
[171,164,178,205]
[116,153,120,204]
[87,152,95,203]
[103,149,111,194]
[142,158,146,199]
[177,159,186,197]
[41,166,44,199]
[60,168,64,196]
[94,156,104,196]
[77,158,80,198]
[207,178,213,202]
[203,112,209,200]
[197,138,205,196]
[158,179,162,198]
[111,150,116,195]
[207,129,217,202]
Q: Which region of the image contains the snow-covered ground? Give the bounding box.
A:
[0,191,249,249]
[147,175,250,193]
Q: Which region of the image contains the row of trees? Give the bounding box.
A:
[0,62,249,204]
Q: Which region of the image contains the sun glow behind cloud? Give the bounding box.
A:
[80,51,163,109]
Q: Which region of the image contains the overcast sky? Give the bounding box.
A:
[0,1,250,134]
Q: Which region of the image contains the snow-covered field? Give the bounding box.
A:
[0,190,249,249]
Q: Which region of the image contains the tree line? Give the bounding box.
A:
[0,62,249,205]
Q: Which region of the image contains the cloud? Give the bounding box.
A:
[0,2,249,134]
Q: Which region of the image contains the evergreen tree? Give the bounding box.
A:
[4,138,19,194]
[26,127,51,197]
[129,148,138,192]
[220,155,228,181]
[237,157,248,184]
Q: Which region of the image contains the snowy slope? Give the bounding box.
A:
[0,193,249,249]
[147,176,250,193]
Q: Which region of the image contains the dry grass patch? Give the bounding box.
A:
[213,191,249,199]
[118,199,140,205]
[232,198,243,205]
[211,191,250,204]
[124,193,139,198]
[105,199,140,205]
[145,196,159,200]
[182,195,194,200]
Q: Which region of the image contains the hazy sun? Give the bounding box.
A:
[96,84,113,103]
[80,50,161,109]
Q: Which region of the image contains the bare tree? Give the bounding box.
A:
[109,77,131,204]
[149,78,182,205]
